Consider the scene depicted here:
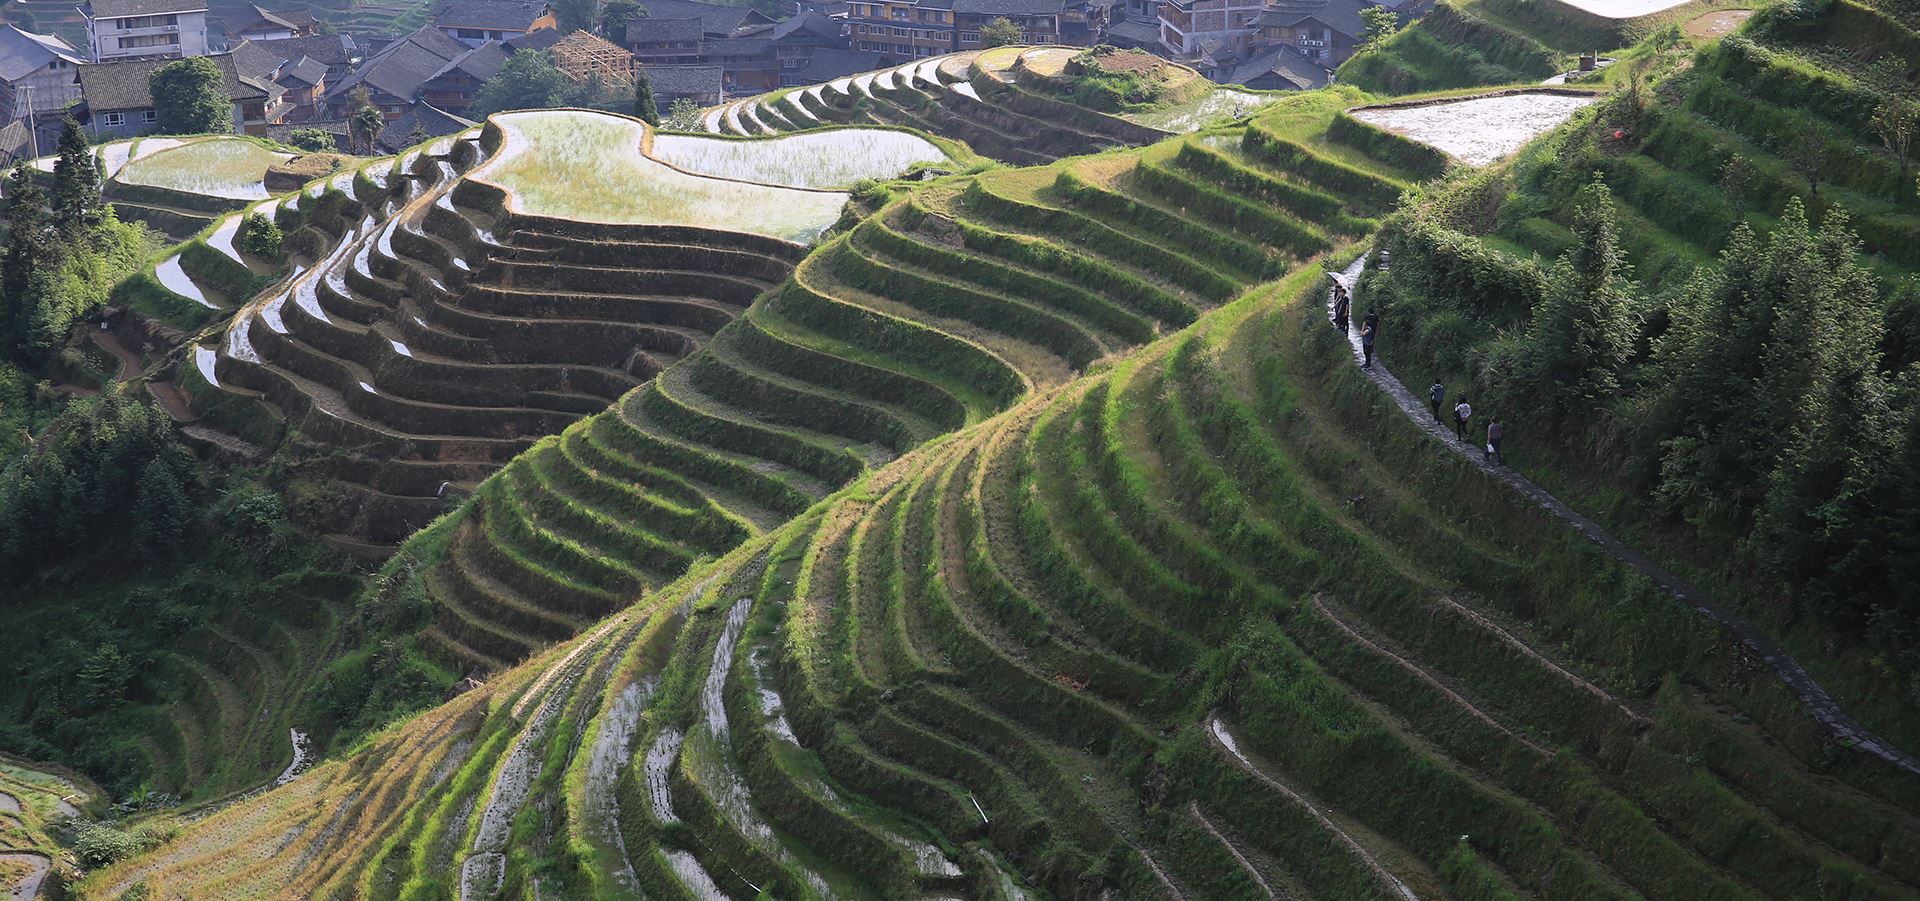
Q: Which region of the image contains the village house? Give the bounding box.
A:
[73,50,270,136]
[228,3,320,42]
[79,0,210,62]
[432,0,556,48]
[0,24,84,121]
[324,24,504,118]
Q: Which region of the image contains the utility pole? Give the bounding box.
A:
[22,85,39,161]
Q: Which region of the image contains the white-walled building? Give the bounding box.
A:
[79,0,210,63]
[0,25,85,120]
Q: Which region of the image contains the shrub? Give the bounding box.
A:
[239,211,283,260]
[287,128,339,153]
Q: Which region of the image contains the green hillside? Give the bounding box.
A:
[4,6,1920,898]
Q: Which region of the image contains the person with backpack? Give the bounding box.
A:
[1454,397,1472,440]
[1333,286,1350,334]
[1429,381,1445,422]
[1485,417,1504,464]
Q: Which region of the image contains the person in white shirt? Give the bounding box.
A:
[1453,398,1472,441]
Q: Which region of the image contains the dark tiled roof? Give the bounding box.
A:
[279,55,329,85]
[504,26,564,50]
[78,52,266,112]
[236,4,318,33]
[326,24,469,101]
[84,0,208,18]
[228,37,284,81]
[626,0,770,36]
[433,0,551,30]
[1226,42,1325,89]
[783,47,884,80]
[1103,16,1159,44]
[951,0,1065,15]
[699,36,771,55]
[0,119,31,161]
[253,34,356,68]
[642,63,721,94]
[771,9,841,40]
[626,16,705,43]
[1255,0,1369,39]
[374,101,473,152]
[429,40,507,80]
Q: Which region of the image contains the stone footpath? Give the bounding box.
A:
[1327,257,1920,776]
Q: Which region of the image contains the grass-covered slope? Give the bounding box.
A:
[703,46,1281,166]
[90,235,1920,901]
[391,90,1415,679]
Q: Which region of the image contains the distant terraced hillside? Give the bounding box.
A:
[390,91,1414,677]
[705,46,1284,164]
[91,199,1920,901]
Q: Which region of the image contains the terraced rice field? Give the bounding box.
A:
[701,47,1215,166]
[117,137,294,201]
[649,129,951,188]
[92,141,1920,894]
[70,11,1920,895]
[470,110,849,241]
[1351,90,1599,165]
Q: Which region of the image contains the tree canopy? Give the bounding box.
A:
[149,57,231,134]
[980,17,1023,48]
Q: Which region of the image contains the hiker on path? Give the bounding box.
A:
[1454,397,1472,440]
[1486,417,1504,464]
[1360,310,1378,368]
[1429,381,1445,422]
[1333,286,1350,333]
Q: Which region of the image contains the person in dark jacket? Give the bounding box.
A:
[1429,381,1445,422]
[1333,287,1350,333]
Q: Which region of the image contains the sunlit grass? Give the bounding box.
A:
[472,110,849,242]
[119,138,292,200]
[649,130,949,189]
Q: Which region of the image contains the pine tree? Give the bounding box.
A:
[133,457,189,551]
[2,165,51,353]
[634,67,659,125]
[51,117,100,229]
[1526,174,1638,413]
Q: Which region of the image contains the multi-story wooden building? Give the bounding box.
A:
[80,0,209,62]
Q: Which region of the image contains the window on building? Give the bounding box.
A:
[141,108,157,122]
[961,30,979,41]
[104,112,124,126]
[890,26,906,35]
[117,33,176,48]
[115,14,178,28]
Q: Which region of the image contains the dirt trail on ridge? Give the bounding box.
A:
[1327,256,1920,776]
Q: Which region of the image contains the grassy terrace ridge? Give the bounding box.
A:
[701,46,1286,166]
[370,88,1405,682]
[91,194,1920,901]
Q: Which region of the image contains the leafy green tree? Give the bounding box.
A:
[634,67,659,125]
[348,86,383,153]
[1526,174,1638,413]
[76,643,132,710]
[286,127,338,152]
[1359,6,1400,50]
[1719,152,1754,217]
[554,0,600,32]
[469,50,571,116]
[980,17,1022,48]
[52,117,100,229]
[1872,97,1915,188]
[148,57,231,134]
[602,0,645,36]
[662,96,703,131]
[238,211,283,259]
